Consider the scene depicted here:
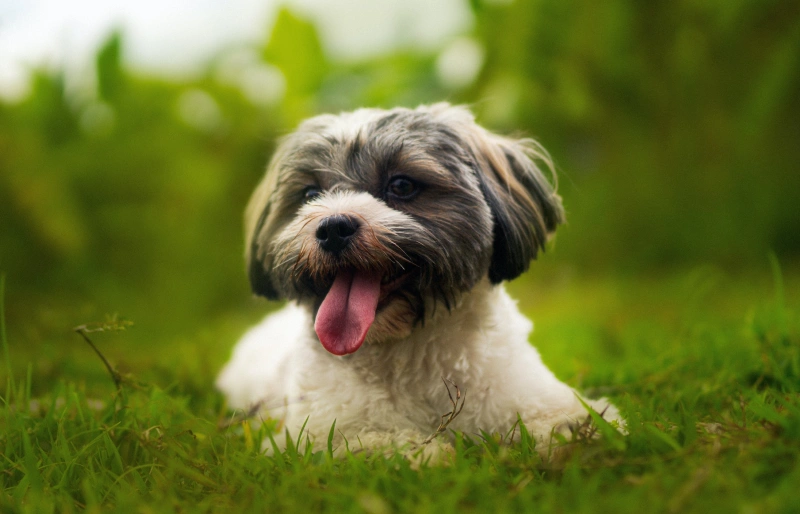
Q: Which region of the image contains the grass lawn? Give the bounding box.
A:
[1,261,799,513]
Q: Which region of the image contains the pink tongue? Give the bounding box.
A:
[314,270,381,355]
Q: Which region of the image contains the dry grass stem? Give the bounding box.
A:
[73,321,132,390]
[422,377,466,445]
[570,405,611,442]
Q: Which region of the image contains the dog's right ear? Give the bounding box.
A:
[461,127,565,283]
[478,135,565,283]
[245,167,281,300]
[424,104,564,284]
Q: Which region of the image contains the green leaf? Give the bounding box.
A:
[96,31,124,101]
[263,8,327,95]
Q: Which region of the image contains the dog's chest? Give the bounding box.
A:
[287,285,529,435]
[330,328,491,433]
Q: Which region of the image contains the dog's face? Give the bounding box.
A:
[246,104,564,355]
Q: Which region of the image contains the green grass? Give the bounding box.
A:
[1,264,799,513]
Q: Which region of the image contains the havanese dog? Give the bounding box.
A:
[217,103,622,461]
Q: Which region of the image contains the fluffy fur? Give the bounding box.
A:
[217,103,622,459]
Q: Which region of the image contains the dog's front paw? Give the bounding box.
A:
[405,438,456,469]
[343,429,454,468]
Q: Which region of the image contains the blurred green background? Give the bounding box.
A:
[1,0,799,390]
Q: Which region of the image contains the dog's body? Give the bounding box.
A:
[217,104,621,457]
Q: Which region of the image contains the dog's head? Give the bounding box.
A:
[245,104,564,355]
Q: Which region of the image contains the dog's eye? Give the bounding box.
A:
[386,176,419,200]
[302,186,322,203]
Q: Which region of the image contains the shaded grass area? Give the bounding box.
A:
[1,264,799,513]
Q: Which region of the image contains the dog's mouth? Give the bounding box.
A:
[314,267,413,356]
[379,268,413,304]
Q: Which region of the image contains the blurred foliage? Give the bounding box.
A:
[467,0,800,268]
[0,0,799,346]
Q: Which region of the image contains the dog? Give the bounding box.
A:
[216,103,622,460]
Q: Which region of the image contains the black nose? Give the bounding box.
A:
[316,215,359,255]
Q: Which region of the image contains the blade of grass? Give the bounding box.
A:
[1,274,11,398]
[643,424,682,453]
[327,419,337,458]
[769,253,788,336]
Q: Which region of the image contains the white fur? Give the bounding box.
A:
[217,279,621,457]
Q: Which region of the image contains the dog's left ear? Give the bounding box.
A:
[467,129,565,283]
[244,155,284,300]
